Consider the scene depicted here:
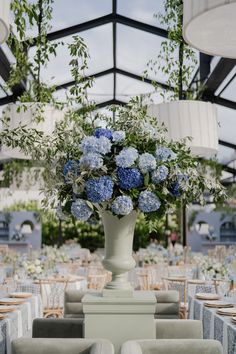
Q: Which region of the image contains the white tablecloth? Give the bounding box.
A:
[0,294,43,354]
[188,294,236,354]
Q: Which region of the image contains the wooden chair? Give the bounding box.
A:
[162,276,188,319]
[38,278,68,318]
[87,274,106,290]
[136,271,150,290]
[137,270,163,291]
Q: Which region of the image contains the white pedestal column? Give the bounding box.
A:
[82,291,156,354]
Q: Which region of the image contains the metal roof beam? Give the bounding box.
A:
[222,165,236,176]
[55,68,114,91]
[219,140,236,150]
[203,58,236,98]
[210,96,236,110]
[0,47,26,98]
[53,67,174,93]
[95,99,126,109]
[115,68,173,91]
[116,15,168,37]
[28,14,168,45]
[113,0,117,104]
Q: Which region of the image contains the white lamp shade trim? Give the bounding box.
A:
[183,0,236,58]
[0,0,10,44]
[147,100,218,159]
[1,103,65,159]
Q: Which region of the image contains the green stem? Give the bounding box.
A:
[36,0,43,101]
[178,0,184,100]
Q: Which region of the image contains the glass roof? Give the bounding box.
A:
[0,0,236,180]
[50,0,112,32]
[117,24,167,82]
[29,24,113,86]
[220,76,236,102]
[117,0,166,28]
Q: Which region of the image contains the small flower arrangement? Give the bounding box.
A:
[49,98,224,222]
[190,253,228,279]
[201,259,228,280]
[21,259,44,278]
[41,245,70,264]
[143,252,166,265]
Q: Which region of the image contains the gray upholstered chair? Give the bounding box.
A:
[12,338,114,354]
[121,319,222,354]
[64,290,102,318]
[64,290,86,318]
[32,318,84,338]
[154,290,179,319]
[64,290,180,319]
[121,339,223,354]
[155,319,203,339]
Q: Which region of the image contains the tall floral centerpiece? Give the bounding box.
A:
[47,99,224,295]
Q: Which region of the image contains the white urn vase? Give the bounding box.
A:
[101,210,138,297]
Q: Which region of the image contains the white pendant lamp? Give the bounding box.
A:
[183,0,236,58]
[147,100,218,159]
[0,103,64,159]
[0,0,10,44]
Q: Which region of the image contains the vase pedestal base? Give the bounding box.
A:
[82,291,156,354]
[102,288,133,298]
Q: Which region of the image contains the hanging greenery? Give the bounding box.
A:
[144,0,201,100]
[7,0,62,103]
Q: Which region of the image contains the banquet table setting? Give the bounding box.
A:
[189,293,236,354]
[0,242,235,353]
[0,293,42,354]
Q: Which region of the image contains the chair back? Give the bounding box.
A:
[162,277,187,304]
[121,339,223,354]
[12,338,114,354]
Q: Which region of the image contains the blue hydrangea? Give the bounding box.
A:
[111,196,133,215]
[170,174,188,195]
[80,136,111,155]
[138,190,161,213]
[85,176,114,203]
[151,165,169,184]
[156,147,177,162]
[80,153,103,170]
[138,153,157,173]
[112,131,126,143]
[169,182,181,197]
[97,136,112,154]
[63,160,80,180]
[94,128,113,140]
[116,147,139,168]
[71,199,93,221]
[117,167,143,190]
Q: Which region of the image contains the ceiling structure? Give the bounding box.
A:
[0,0,236,184]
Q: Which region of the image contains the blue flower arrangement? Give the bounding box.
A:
[55,99,224,222]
